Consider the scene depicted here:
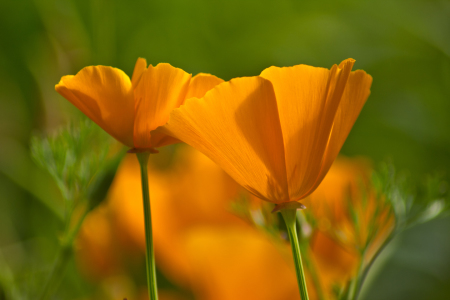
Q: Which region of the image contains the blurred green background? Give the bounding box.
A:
[0,0,449,299]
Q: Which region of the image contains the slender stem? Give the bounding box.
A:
[301,246,325,300]
[352,235,394,300]
[136,152,158,300]
[39,244,72,300]
[296,213,325,300]
[281,208,309,300]
[39,207,89,300]
[347,251,365,300]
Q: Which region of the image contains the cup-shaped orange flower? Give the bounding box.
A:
[160,58,372,204]
[56,59,224,300]
[55,58,223,150]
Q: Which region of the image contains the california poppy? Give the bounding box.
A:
[160,58,373,205]
[55,58,223,150]
[56,59,224,300]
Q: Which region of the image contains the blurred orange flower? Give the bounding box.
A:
[76,205,118,281]
[80,146,300,299]
[182,226,298,300]
[55,58,223,149]
[107,146,246,287]
[76,144,394,300]
[160,59,372,204]
[303,157,395,299]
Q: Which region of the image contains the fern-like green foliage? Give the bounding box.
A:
[28,119,126,300]
[30,119,123,216]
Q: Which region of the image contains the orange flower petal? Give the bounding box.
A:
[131,57,148,87]
[307,69,373,196]
[148,73,223,148]
[133,63,192,148]
[161,77,289,203]
[260,59,355,200]
[185,73,224,100]
[55,66,135,147]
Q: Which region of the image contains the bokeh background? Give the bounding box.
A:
[1,0,449,299]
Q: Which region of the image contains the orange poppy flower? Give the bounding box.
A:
[56,58,223,150]
[160,58,373,204]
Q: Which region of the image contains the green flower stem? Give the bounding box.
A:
[39,207,89,300]
[351,235,394,300]
[136,152,158,300]
[39,243,72,300]
[301,244,325,300]
[281,208,309,300]
[347,251,365,300]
